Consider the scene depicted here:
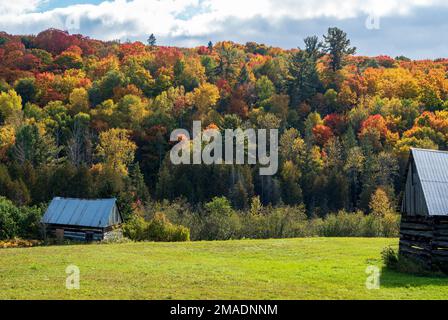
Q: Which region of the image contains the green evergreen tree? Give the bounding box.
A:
[288,36,323,106]
[147,33,156,46]
[322,27,356,72]
[128,162,150,202]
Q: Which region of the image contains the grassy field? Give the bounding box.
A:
[0,238,447,300]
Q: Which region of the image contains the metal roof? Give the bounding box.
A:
[412,148,448,216]
[41,198,121,228]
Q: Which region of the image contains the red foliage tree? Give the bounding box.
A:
[216,78,232,98]
[313,124,334,146]
[359,114,389,139]
[35,29,81,55]
[197,46,211,55]
[323,113,346,135]
[154,47,183,69]
[376,55,395,68]
[119,41,147,58]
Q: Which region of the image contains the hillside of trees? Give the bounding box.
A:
[0,27,447,238]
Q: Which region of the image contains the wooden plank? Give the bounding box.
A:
[433,257,448,264]
[399,244,431,257]
[432,249,448,257]
[400,229,433,238]
[433,217,448,225]
[432,241,448,248]
[400,235,431,243]
[434,230,448,237]
[399,237,431,245]
[401,216,430,223]
[399,239,431,250]
[400,222,433,231]
[399,251,432,267]
[399,242,429,253]
[432,235,448,241]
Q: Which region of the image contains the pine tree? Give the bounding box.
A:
[322,27,356,72]
[147,33,156,47]
[128,163,150,203]
[229,180,249,210]
[288,36,323,106]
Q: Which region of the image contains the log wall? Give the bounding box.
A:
[43,224,122,242]
[399,215,448,271]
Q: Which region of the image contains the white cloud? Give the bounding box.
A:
[178,0,446,35]
[0,0,447,58]
[0,0,445,38]
[0,0,46,14]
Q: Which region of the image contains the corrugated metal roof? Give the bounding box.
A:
[412,148,448,216]
[41,198,120,228]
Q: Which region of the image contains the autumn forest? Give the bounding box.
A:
[1,27,447,241]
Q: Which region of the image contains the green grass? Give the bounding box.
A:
[0,238,447,300]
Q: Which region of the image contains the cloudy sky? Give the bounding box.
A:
[0,0,447,59]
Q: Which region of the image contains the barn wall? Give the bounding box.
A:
[402,160,429,216]
[45,225,104,242]
[399,215,448,271]
[45,223,123,242]
[111,205,122,225]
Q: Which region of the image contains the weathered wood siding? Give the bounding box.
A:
[44,224,121,242]
[401,160,429,216]
[399,215,448,271]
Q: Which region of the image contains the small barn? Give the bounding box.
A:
[400,148,448,270]
[41,197,123,242]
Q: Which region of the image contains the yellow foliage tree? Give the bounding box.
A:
[189,83,220,117]
[0,90,22,125]
[96,128,137,175]
[0,125,15,160]
[369,188,395,217]
[69,87,90,114]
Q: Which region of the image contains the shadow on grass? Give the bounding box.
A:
[380,268,448,288]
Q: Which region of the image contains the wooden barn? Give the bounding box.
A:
[41,197,123,242]
[400,148,448,270]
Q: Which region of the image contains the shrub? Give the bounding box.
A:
[363,214,384,237]
[147,212,190,242]
[381,246,438,276]
[318,210,400,237]
[240,213,267,239]
[17,205,44,239]
[169,224,190,242]
[0,197,44,240]
[237,199,310,239]
[381,246,399,269]
[200,197,241,240]
[319,211,366,237]
[267,205,308,238]
[0,197,19,239]
[201,210,241,241]
[144,199,201,239]
[125,199,399,241]
[122,215,148,241]
[381,212,400,237]
[123,212,190,242]
[241,205,308,239]
[0,238,42,248]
